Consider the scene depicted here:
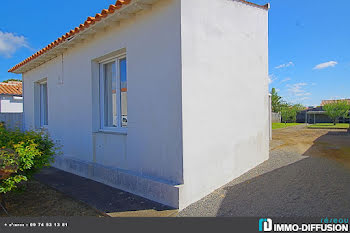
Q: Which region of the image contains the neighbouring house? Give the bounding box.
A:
[0,81,23,113]
[296,100,350,124]
[8,0,270,209]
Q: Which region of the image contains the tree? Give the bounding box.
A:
[271,88,283,113]
[280,105,297,124]
[323,100,350,125]
[292,103,305,112]
[2,79,22,83]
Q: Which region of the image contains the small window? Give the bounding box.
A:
[39,81,48,127]
[99,55,127,131]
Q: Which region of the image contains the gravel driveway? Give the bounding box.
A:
[178,125,350,217]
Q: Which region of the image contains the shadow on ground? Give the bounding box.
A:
[35,167,177,217]
[216,131,350,217]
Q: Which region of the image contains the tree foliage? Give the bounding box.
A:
[271,88,283,113]
[281,105,297,123]
[270,88,305,123]
[280,103,305,124]
[323,101,350,125]
[2,79,22,83]
[0,123,58,193]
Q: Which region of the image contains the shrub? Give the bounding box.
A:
[0,123,57,193]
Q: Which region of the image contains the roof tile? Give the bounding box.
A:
[0,82,22,96]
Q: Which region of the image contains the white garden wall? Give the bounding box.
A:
[0,96,23,113]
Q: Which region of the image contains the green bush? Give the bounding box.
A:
[0,123,58,193]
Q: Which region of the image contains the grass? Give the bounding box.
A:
[307,123,350,129]
[272,123,302,130]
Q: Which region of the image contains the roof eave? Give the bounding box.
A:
[237,0,270,10]
[9,0,158,74]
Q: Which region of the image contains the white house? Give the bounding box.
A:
[9,0,270,209]
[0,81,23,113]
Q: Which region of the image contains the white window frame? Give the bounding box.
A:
[38,79,48,128]
[99,54,127,134]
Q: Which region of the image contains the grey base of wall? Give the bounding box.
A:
[53,156,181,208]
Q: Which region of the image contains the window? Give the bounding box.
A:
[39,81,48,127]
[99,55,127,131]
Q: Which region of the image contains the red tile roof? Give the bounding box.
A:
[8,0,269,74]
[8,0,133,73]
[0,82,22,96]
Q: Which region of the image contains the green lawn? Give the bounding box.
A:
[272,123,302,130]
[307,123,350,129]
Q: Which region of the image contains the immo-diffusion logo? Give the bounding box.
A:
[259,218,273,232]
[258,218,349,232]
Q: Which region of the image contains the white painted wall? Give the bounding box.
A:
[179,0,269,208]
[21,0,269,209]
[0,95,23,113]
[23,0,183,184]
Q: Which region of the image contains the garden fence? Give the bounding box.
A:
[0,113,23,131]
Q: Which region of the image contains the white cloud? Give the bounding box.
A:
[280,77,291,83]
[329,96,350,100]
[298,97,311,101]
[313,61,338,70]
[286,82,311,103]
[268,74,277,84]
[275,61,294,69]
[0,31,29,57]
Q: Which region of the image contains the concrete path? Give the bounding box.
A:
[178,125,350,217]
[35,167,178,217]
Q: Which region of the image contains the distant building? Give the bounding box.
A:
[0,81,23,113]
[296,99,350,124]
[321,99,350,106]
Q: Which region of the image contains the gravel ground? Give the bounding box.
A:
[0,180,103,217]
[178,125,350,217]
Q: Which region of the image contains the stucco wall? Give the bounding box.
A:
[0,96,23,113]
[22,0,183,189]
[180,0,269,209]
[21,0,269,209]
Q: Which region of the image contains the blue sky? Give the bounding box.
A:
[1,0,349,107]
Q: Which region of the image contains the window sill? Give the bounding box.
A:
[95,129,128,135]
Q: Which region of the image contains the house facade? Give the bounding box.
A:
[0,81,23,113]
[296,100,350,124]
[9,0,270,209]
